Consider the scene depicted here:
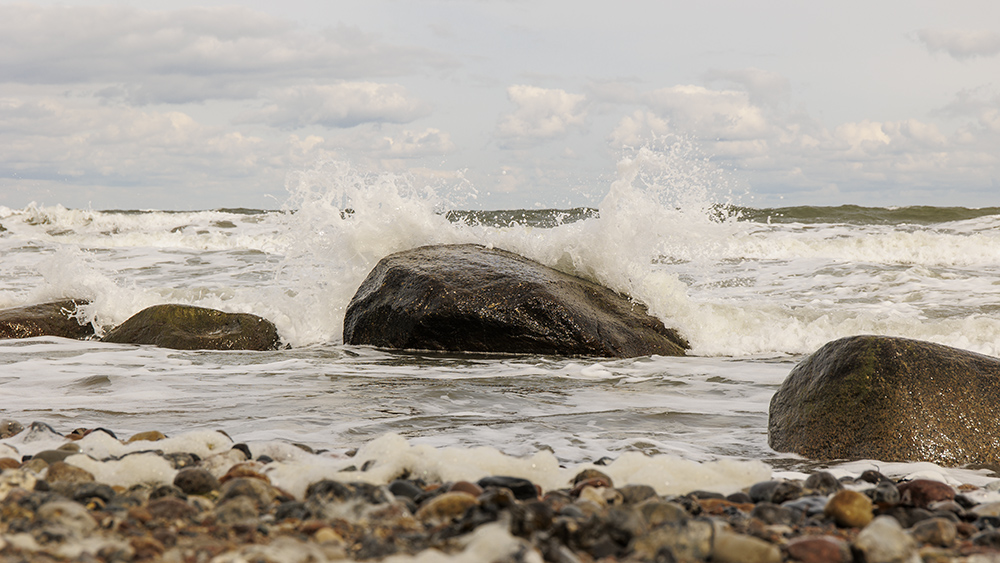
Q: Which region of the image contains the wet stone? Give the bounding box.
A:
[415,491,479,524]
[631,518,714,562]
[0,419,24,438]
[215,495,260,525]
[173,467,221,496]
[854,515,918,563]
[804,471,843,495]
[30,449,77,465]
[785,535,852,563]
[477,476,538,500]
[898,479,955,508]
[868,480,901,508]
[44,461,94,484]
[910,516,957,547]
[127,430,166,443]
[712,530,781,563]
[618,484,658,505]
[572,468,613,488]
[824,489,873,528]
[751,502,797,526]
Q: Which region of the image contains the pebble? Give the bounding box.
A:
[785,535,852,563]
[824,489,873,528]
[898,479,955,508]
[44,461,94,484]
[910,516,957,547]
[712,529,781,563]
[854,515,919,563]
[415,491,480,524]
[173,467,221,495]
[126,430,167,443]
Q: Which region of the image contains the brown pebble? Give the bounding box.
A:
[127,430,167,443]
[824,489,873,528]
[448,480,483,497]
[45,461,95,483]
[415,491,479,524]
[220,462,271,484]
[130,535,165,559]
[897,479,955,508]
[698,498,754,515]
[570,477,613,497]
[0,419,24,439]
[572,468,613,488]
[785,535,851,563]
[0,457,20,470]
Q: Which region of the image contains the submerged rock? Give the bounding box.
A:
[0,299,93,340]
[102,304,280,351]
[343,244,688,357]
[768,335,1000,465]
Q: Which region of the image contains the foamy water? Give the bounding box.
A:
[3,149,1000,490]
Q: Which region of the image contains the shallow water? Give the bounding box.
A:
[3,152,1000,489]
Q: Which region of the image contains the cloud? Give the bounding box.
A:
[916,29,1000,60]
[641,85,771,140]
[0,5,453,104]
[703,68,790,109]
[496,85,588,146]
[237,83,432,129]
[337,126,457,158]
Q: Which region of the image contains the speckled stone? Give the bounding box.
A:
[44,461,95,484]
[824,489,873,528]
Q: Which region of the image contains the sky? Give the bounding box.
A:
[1,0,999,211]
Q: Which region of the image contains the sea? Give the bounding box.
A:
[3,149,1000,496]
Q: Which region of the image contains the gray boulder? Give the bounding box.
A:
[769,335,1000,466]
[343,244,688,358]
[0,299,93,339]
[102,304,280,351]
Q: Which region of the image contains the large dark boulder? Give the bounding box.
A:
[0,299,94,339]
[343,244,688,357]
[769,335,1000,466]
[102,304,280,351]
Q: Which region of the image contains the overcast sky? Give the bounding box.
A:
[2,0,999,210]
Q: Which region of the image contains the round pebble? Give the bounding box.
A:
[824,489,873,528]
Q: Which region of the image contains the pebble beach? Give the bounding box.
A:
[4,420,1000,562]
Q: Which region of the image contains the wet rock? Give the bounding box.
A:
[343,244,688,357]
[36,500,98,538]
[102,304,280,351]
[477,476,538,500]
[31,449,77,465]
[637,500,689,527]
[218,477,281,509]
[0,299,93,340]
[910,516,957,547]
[897,479,955,508]
[749,480,781,503]
[214,495,260,525]
[147,497,198,521]
[769,335,1000,465]
[0,419,24,438]
[804,471,843,495]
[416,491,479,524]
[619,484,658,505]
[631,518,714,562]
[448,480,483,497]
[44,461,94,484]
[173,467,221,496]
[824,489,873,528]
[869,480,901,508]
[712,530,781,563]
[854,515,919,563]
[785,535,852,563]
[0,469,38,501]
[572,469,613,487]
[751,502,797,526]
[127,430,166,443]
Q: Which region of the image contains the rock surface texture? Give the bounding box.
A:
[343,244,688,357]
[102,304,280,351]
[769,334,1000,465]
[0,299,93,340]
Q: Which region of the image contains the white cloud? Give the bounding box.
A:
[497,85,588,146]
[703,68,790,109]
[338,127,456,158]
[237,83,431,129]
[916,29,1000,61]
[641,85,771,140]
[0,5,452,104]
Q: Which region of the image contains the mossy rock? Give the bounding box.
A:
[0,299,93,339]
[768,335,1000,466]
[344,244,688,358]
[102,304,279,351]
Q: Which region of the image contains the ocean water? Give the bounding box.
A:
[3,148,1000,493]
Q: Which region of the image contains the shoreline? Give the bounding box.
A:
[4,421,1000,562]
